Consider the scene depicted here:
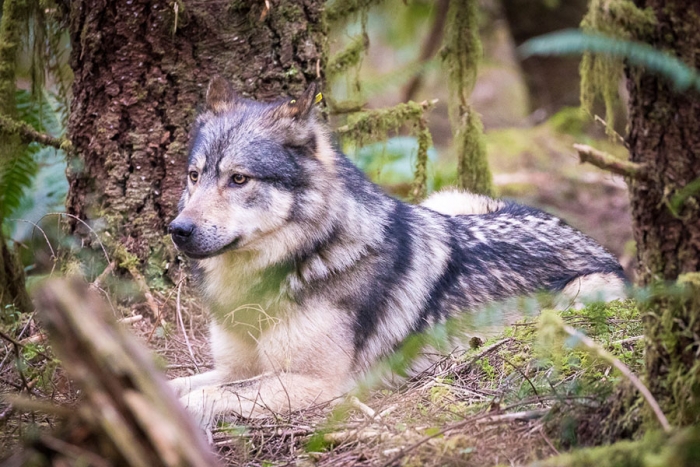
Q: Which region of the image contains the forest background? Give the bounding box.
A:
[0,0,699,466]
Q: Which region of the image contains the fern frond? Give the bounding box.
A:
[519,29,700,91]
[0,145,39,220]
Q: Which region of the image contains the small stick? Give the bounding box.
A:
[349,396,378,420]
[477,408,549,424]
[118,315,143,325]
[175,277,199,370]
[574,144,646,179]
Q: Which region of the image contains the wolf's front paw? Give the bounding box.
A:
[169,376,194,398]
[179,386,218,428]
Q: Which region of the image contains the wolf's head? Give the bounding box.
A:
[169,77,334,260]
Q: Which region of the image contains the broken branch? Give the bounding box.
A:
[0,113,72,152]
[574,144,646,179]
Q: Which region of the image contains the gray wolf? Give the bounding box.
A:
[168,77,626,428]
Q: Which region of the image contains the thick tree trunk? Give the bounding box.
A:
[66,0,325,274]
[502,0,589,114]
[626,0,700,426]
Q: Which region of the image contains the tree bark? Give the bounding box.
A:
[66,0,325,272]
[626,0,700,426]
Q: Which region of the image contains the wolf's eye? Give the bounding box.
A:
[231,174,249,186]
[188,171,199,183]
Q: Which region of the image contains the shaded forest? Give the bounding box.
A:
[1,0,699,466]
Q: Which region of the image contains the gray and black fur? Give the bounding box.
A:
[168,77,626,427]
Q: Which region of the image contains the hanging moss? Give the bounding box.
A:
[327,33,369,81]
[337,101,434,202]
[409,116,432,203]
[580,0,656,136]
[324,0,386,24]
[454,105,492,197]
[441,0,493,196]
[337,101,433,145]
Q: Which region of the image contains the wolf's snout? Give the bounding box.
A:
[169,219,195,245]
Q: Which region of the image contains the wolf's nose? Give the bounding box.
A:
[169,220,195,242]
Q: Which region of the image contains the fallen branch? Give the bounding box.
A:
[573,144,646,179]
[0,113,72,152]
[31,278,219,466]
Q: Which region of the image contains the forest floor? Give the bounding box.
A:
[0,281,645,466]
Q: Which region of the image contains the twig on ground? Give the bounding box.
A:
[612,335,643,345]
[349,396,378,420]
[91,261,116,290]
[477,409,550,424]
[19,332,46,345]
[498,355,544,407]
[0,329,50,360]
[118,315,143,325]
[174,276,199,370]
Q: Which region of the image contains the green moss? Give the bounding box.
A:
[644,275,700,427]
[441,0,493,196]
[338,101,434,202]
[580,0,656,137]
[326,34,369,80]
[536,427,700,467]
[324,0,386,24]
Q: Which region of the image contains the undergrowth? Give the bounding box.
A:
[0,282,647,466]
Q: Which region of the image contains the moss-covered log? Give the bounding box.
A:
[66,0,326,275]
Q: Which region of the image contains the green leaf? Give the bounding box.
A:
[519,29,700,91]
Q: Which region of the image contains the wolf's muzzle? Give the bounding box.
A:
[169,219,195,248]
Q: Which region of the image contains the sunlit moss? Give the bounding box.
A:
[579,0,656,137]
[441,0,493,196]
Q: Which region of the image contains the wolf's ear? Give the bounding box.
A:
[206,76,237,114]
[277,82,320,120]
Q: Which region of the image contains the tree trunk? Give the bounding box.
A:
[501,0,589,115]
[0,0,33,315]
[626,0,700,426]
[66,0,325,276]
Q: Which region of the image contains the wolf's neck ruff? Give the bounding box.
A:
[168,78,626,426]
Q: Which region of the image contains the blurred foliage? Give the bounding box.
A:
[3,90,68,242]
[520,29,700,92]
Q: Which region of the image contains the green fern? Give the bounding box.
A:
[519,29,700,92]
[0,146,38,221]
[1,89,66,229]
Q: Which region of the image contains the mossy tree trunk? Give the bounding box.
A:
[625,0,700,426]
[66,0,325,278]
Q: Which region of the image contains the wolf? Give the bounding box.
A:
[168,77,626,428]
